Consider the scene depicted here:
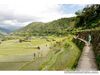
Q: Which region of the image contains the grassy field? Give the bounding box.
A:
[18,36,81,70]
[0,36,66,70]
[0,36,80,70]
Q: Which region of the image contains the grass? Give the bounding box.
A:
[18,37,67,70]
[19,36,81,70]
[0,36,67,70]
[0,36,63,55]
[0,62,28,70]
[41,36,81,70]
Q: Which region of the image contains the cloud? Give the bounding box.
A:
[0,0,89,27]
[0,0,61,26]
[2,20,16,25]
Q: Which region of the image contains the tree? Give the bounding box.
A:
[75,4,100,28]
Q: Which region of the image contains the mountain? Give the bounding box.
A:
[0,27,11,35]
[0,25,22,34]
[12,17,75,36]
[1,25,22,31]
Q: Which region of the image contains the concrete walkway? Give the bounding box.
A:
[74,37,98,71]
[76,44,97,71]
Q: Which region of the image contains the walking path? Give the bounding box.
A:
[74,36,98,71]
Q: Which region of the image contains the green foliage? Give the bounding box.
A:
[96,55,100,63]
[40,37,80,70]
[75,4,100,28]
[75,10,83,16]
[0,36,67,70]
[19,36,81,70]
[12,18,75,36]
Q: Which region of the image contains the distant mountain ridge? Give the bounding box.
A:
[0,27,11,34]
[0,25,22,34]
[12,17,75,36]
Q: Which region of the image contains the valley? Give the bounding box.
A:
[0,4,100,71]
[0,36,80,70]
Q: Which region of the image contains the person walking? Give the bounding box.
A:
[88,34,92,45]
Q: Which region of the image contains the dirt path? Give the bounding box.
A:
[76,38,97,71]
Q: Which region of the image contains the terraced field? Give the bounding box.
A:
[0,36,80,70]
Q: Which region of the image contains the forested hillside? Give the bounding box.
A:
[12,17,75,36]
[12,5,100,37]
[75,4,100,29]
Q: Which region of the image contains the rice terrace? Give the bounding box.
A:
[0,3,100,71]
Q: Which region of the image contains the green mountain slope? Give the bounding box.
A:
[13,17,75,36]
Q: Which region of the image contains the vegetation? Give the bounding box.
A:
[75,4,100,28]
[18,36,80,70]
[0,36,63,69]
[12,18,75,36]
[0,4,100,70]
[0,36,81,70]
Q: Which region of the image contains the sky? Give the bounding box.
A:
[0,0,98,27]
